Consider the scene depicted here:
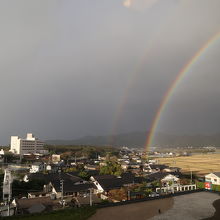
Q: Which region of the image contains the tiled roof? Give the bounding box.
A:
[149,164,168,170]
[147,172,181,181]
[93,173,146,191]
[16,197,54,209]
[27,172,83,184]
[52,180,94,193]
[213,172,220,178]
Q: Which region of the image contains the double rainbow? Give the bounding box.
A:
[145,31,220,151]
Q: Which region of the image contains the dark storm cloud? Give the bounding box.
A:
[0,0,220,144]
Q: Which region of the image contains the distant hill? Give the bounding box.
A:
[46,132,220,148]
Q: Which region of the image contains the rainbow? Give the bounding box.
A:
[145,31,220,152]
[109,3,181,144]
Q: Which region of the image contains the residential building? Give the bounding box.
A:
[29,162,46,173]
[205,172,220,185]
[3,169,12,201]
[91,173,145,194]
[51,154,61,164]
[147,172,181,186]
[10,133,45,155]
[24,172,94,198]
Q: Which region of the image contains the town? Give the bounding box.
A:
[0,133,218,219]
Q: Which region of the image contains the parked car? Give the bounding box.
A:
[149,192,160,197]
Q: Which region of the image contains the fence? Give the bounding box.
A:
[96,189,203,209]
[156,184,197,194]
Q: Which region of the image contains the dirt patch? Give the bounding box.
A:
[89,198,173,220]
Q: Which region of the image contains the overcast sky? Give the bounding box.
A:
[0,0,220,144]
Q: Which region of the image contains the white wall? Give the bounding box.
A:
[205,173,220,185]
[10,133,45,155]
[10,136,20,154]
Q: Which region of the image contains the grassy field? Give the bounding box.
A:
[157,153,220,176]
[4,207,96,220]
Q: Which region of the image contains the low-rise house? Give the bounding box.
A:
[161,174,180,186]
[24,172,96,198]
[163,167,181,173]
[121,155,129,159]
[51,154,61,164]
[14,197,57,215]
[136,159,142,163]
[0,149,5,156]
[50,181,94,198]
[28,191,47,199]
[147,172,181,186]
[121,162,129,171]
[29,162,45,173]
[129,162,141,169]
[91,173,145,194]
[99,161,107,167]
[149,164,168,173]
[0,155,4,163]
[205,172,220,185]
[84,164,99,171]
[143,165,152,173]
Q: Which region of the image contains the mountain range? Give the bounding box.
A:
[46,132,220,148]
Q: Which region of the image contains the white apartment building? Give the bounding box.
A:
[10,133,45,155]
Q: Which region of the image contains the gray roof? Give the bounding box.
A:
[213,172,220,177]
[28,203,46,214]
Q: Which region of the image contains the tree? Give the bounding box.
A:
[99,161,122,176]
[108,188,127,201]
[78,171,89,180]
[196,181,204,189]
[64,167,77,172]
[4,152,15,163]
[212,184,220,192]
[151,180,161,188]
[12,179,46,197]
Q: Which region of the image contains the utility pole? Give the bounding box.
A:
[127,190,130,201]
[89,188,93,206]
[7,178,11,217]
[190,170,193,185]
[60,179,64,207]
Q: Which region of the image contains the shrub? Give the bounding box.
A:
[212,184,220,192]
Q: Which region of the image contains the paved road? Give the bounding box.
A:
[89,198,173,220]
[150,192,220,220]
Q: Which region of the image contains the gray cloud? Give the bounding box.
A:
[0,0,219,144]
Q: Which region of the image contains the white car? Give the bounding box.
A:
[149,192,160,197]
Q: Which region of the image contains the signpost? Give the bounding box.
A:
[205,182,212,190]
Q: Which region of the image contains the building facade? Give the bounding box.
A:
[205,172,220,185]
[10,133,45,155]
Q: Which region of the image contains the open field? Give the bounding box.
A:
[157,154,220,175]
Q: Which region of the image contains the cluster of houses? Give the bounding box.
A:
[0,134,218,216]
[4,143,218,216]
[2,157,198,216]
[10,169,183,214]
